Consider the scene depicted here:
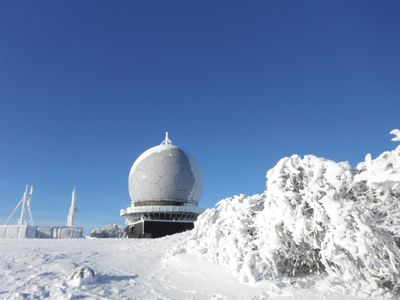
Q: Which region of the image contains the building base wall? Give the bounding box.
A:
[126,220,194,238]
[0,225,83,239]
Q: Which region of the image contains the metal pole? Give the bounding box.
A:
[18,185,29,225]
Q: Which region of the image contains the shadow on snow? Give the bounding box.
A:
[96,274,138,284]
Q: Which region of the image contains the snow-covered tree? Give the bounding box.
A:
[89,224,126,238]
[173,130,400,297]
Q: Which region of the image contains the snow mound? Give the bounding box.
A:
[174,152,400,297]
[68,266,96,287]
[89,224,126,238]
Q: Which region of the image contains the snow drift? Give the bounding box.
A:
[173,130,400,297]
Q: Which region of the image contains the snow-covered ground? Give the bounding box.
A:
[0,236,371,300]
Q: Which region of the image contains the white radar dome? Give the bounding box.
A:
[128,133,202,207]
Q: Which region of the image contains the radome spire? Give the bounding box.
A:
[161,131,173,145]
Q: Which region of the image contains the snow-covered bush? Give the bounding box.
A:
[260,155,400,292]
[89,224,126,238]
[173,130,400,297]
[353,131,400,239]
[179,194,265,283]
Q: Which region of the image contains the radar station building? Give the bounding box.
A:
[121,133,203,238]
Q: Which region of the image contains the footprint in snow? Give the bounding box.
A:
[211,294,226,300]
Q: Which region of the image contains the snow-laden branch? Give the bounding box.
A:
[391,129,400,142]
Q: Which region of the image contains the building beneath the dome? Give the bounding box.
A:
[120,133,203,238]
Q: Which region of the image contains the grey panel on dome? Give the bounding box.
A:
[129,146,202,206]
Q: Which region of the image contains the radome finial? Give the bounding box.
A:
[161,131,173,145]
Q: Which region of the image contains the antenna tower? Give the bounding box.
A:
[5,185,34,226]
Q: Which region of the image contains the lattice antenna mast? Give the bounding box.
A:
[27,185,34,225]
[4,185,34,225]
[67,187,78,227]
[18,185,34,225]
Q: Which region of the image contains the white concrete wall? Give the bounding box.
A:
[0,225,83,239]
[0,225,28,238]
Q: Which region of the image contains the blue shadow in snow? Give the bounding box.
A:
[96,274,138,284]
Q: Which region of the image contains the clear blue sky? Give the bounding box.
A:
[1,1,399,230]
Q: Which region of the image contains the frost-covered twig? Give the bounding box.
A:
[390,129,400,142]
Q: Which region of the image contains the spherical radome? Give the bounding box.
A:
[128,138,202,207]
